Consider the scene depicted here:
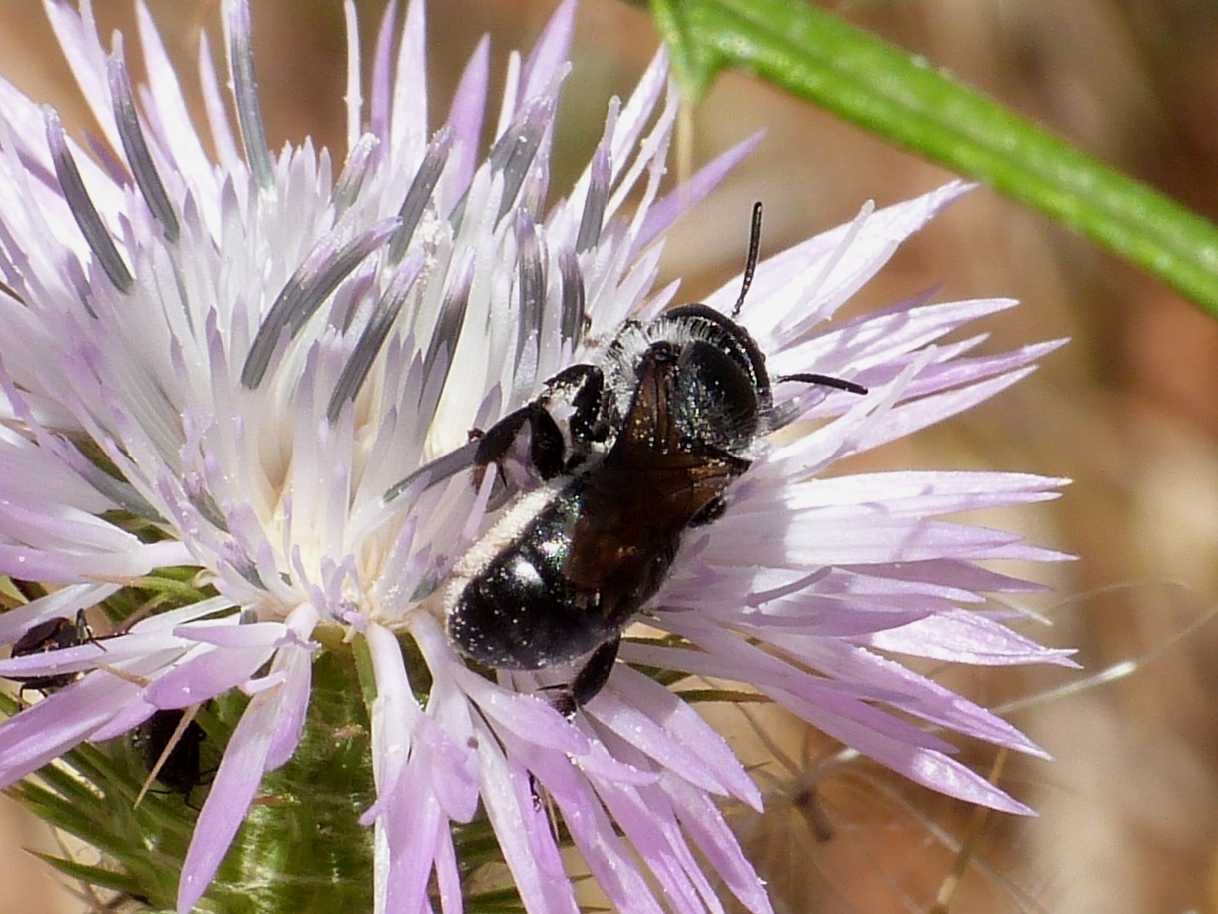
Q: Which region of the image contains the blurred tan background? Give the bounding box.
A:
[1,1,1217,912]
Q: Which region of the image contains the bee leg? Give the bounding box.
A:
[474,403,567,481]
[527,771,544,809]
[548,636,621,717]
[792,782,835,842]
[73,608,103,650]
[543,363,609,448]
[689,495,727,527]
[472,406,532,467]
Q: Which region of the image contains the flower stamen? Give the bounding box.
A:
[223,0,273,191]
[240,218,400,389]
[45,109,133,294]
[387,126,453,264]
[107,36,180,245]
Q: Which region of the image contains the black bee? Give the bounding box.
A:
[132,708,208,799]
[8,610,99,699]
[440,203,867,711]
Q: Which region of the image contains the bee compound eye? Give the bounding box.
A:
[674,339,760,452]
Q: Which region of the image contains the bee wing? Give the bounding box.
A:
[607,344,752,475]
[607,344,684,464]
[563,349,748,618]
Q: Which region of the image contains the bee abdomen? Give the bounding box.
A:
[445,482,613,670]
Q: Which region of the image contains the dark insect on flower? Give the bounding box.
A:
[443,204,867,711]
[8,610,98,699]
[132,709,208,799]
[0,0,1070,906]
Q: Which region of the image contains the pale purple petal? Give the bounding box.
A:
[707,517,1025,567]
[660,622,963,755]
[178,680,283,914]
[144,643,276,709]
[520,0,575,105]
[0,677,128,781]
[569,735,660,787]
[862,609,1079,667]
[444,35,489,198]
[264,604,319,769]
[587,775,708,914]
[766,471,1069,516]
[43,0,118,152]
[516,733,665,914]
[770,636,1049,757]
[0,537,191,582]
[389,0,426,166]
[609,48,667,183]
[770,296,1019,378]
[618,639,916,712]
[848,558,1050,595]
[632,132,764,257]
[385,771,443,914]
[172,620,291,648]
[770,673,1035,813]
[434,827,462,914]
[89,695,158,742]
[0,629,186,678]
[0,651,175,784]
[855,339,1069,408]
[370,0,399,144]
[391,615,481,821]
[135,0,214,198]
[473,719,580,914]
[730,180,974,337]
[0,581,118,643]
[607,666,761,810]
[591,736,728,914]
[343,0,362,154]
[129,596,240,633]
[418,706,480,822]
[197,31,240,174]
[365,621,417,820]
[664,775,773,914]
[449,664,588,756]
[587,690,735,799]
[852,366,1036,456]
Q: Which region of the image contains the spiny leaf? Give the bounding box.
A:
[15,784,132,859]
[31,851,145,897]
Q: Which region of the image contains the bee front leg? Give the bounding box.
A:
[548,636,621,717]
[474,402,567,484]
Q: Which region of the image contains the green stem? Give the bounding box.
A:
[212,650,376,914]
[10,640,529,912]
[649,0,1218,316]
[128,575,208,599]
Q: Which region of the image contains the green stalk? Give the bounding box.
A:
[209,650,376,914]
[9,620,529,912]
[648,0,1218,316]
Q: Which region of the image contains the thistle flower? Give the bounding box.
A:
[0,2,1072,913]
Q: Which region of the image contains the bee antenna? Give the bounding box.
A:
[731,201,764,319]
[777,373,868,395]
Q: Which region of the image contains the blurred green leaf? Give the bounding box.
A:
[642,0,1218,316]
[675,688,771,704]
[32,852,144,898]
[648,0,714,97]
